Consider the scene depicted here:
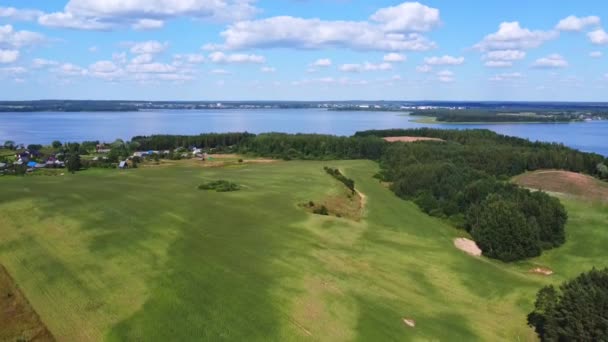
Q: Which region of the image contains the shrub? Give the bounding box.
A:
[198,180,240,192]
[313,205,329,216]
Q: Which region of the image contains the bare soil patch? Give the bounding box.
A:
[0,265,55,342]
[513,170,608,202]
[383,136,445,143]
[530,267,554,276]
[454,238,482,257]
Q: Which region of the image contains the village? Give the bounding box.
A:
[0,142,212,175]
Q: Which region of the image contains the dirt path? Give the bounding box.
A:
[0,265,55,341]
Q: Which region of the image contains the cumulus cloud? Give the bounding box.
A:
[436,69,454,82]
[218,2,441,52]
[556,15,600,32]
[370,2,440,33]
[383,53,407,62]
[489,72,523,81]
[0,25,45,48]
[311,58,332,67]
[0,7,43,21]
[38,0,257,30]
[482,49,526,68]
[424,55,464,65]
[533,54,568,68]
[55,63,88,76]
[173,53,205,64]
[588,29,608,45]
[0,66,27,75]
[32,58,59,68]
[208,51,265,64]
[339,62,392,72]
[89,60,124,80]
[0,49,19,64]
[132,19,164,30]
[589,51,603,58]
[131,54,154,65]
[130,41,168,55]
[260,66,276,73]
[210,69,232,75]
[475,22,557,51]
[416,64,432,73]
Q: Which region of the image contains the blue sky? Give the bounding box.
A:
[1,0,607,101]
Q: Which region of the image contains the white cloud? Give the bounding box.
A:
[489,72,523,81]
[132,19,164,30]
[39,12,112,30]
[383,53,406,62]
[112,52,127,64]
[32,58,59,68]
[88,46,98,53]
[260,66,276,73]
[416,64,432,73]
[0,7,43,21]
[130,41,168,55]
[482,49,526,68]
[219,15,437,52]
[483,49,526,61]
[89,60,125,80]
[126,62,176,73]
[424,55,464,65]
[0,49,19,63]
[475,22,557,51]
[370,2,440,33]
[311,58,332,67]
[589,51,603,58]
[0,66,27,75]
[588,29,608,45]
[173,53,205,64]
[339,62,392,72]
[556,15,600,32]
[38,0,257,30]
[0,25,45,48]
[533,54,568,68]
[131,54,154,65]
[436,69,454,82]
[210,69,232,75]
[55,63,88,76]
[208,51,265,64]
[484,60,514,68]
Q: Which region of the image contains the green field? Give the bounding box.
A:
[0,159,606,341]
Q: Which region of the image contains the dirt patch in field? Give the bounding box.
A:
[454,238,482,257]
[513,170,608,202]
[383,136,445,143]
[303,190,365,221]
[0,265,55,342]
[530,267,554,276]
[402,318,416,328]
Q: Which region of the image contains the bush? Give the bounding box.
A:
[313,205,329,216]
[528,268,608,341]
[198,180,240,192]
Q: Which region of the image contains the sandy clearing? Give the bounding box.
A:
[383,136,445,143]
[402,318,416,328]
[454,238,482,257]
[530,267,554,276]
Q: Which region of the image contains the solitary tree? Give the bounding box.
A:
[3,140,15,150]
[67,153,81,173]
[52,140,63,149]
[597,163,608,179]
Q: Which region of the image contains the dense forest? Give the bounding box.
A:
[528,268,608,341]
[409,109,580,122]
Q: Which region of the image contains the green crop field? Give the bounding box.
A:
[0,159,606,341]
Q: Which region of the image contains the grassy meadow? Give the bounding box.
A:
[0,159,606,341]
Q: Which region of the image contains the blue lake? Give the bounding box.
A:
[0,109,606,156]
